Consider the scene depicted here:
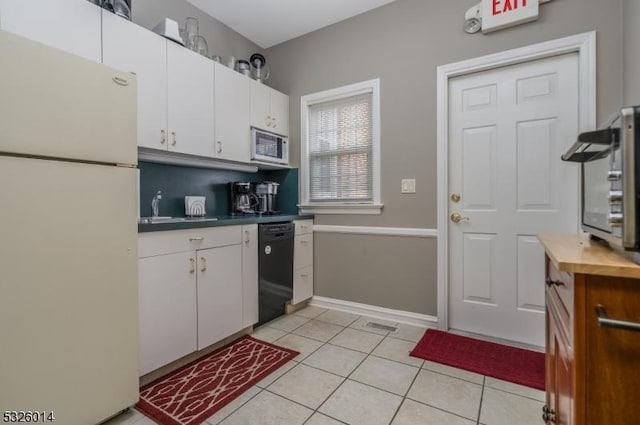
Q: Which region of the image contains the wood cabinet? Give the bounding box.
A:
[292,220,313,304]
[138,225,256,376]
[0,0,102,62]
[251,80,289,136]
[242,224,259,327]
[539,233,640,425]
[103,16,214,157]
[214,62,251,162]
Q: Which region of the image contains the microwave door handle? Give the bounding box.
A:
[561,128,619,162]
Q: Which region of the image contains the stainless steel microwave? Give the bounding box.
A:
[251,128,289,165]
[562,106,640,250]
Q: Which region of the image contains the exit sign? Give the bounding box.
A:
[481,0,539,33]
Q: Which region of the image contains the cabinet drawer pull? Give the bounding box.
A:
[244,230,250,244]
[200,257,207,272]
[189,237,204,242]
[545,277,563,287]
[596,305,640,332]
[189,258,195,274]
[300,274,309,278]
[300,239,309,244]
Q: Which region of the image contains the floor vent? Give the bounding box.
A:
[365,322,398,332]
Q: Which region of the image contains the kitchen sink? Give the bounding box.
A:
[138,216,218,224]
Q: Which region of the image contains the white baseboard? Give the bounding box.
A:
[309,296,438,328]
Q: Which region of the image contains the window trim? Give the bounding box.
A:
[299,78,382,215]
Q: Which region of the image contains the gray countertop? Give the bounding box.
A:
[138,214,314,233]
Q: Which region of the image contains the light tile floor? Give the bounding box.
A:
[104,306,545,425]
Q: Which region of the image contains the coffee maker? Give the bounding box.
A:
[254,181,280,214]
[229,182,257,215]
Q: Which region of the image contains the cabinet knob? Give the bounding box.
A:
[189,258,195,274]
[171,131,177,146]
[200,257,207,272]
[542,404,555,423]
[160,129,166,144]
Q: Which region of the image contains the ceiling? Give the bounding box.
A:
[184,0,399,49]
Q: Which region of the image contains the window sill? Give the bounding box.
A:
[298,203,384,215]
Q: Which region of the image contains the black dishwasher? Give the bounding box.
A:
[258,222,294,326]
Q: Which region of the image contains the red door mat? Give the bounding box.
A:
[410,329,545,391]
[137,335,299,425]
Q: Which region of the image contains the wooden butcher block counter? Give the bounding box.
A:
[537,233,640,425]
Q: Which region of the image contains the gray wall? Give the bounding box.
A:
[266,0,624,316]
[624,0,640,105]
[132,0,264,62]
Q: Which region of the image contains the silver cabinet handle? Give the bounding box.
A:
[200,257,207,272]
[300,274,309,278]
[272,117,277,128]
[300,239,309,244]
[160,129,166,144]
[217,141,223,154]
[171,131,177,146]
[596,305,640,332]
[189,258,195,274]
[244,230,250,244]
[189,237,204,242]
[266,116,271,128]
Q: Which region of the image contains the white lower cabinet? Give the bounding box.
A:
[138,251,197,376]
[292,220,314,305]
[242,224,259,327]
[197,244,243,350]
[138,225,257,376]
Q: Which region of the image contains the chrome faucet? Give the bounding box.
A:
[151,191,162,217]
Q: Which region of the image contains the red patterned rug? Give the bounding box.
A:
[137,335,299,425]
[410,329,545,391]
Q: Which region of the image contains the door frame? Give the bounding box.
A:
[436,32,596,331]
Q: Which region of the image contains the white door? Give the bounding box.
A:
[270,89,290,136]
[102,12,168,150]
[448,53,579,347]
[138,251,198,375]
[214,62,251,162]
[167,42,215,157]
[197,244,243,350]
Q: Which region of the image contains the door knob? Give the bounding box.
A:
[450,193,461,203]
[450,212,469,223]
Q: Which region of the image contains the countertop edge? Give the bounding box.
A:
[138,214,314,232]
[537,232,640,279]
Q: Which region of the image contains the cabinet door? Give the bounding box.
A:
[294,233,313,270]
[167,43,215,157]
[214,63,250,162]
[293,265,313,305]
[0,0,101,62]
[250,80,272,131]
[197,244,243,350]
[102,12,168,150]
[138,252,197,376]
[545,292,572,425]
[270,88,289,136]
[242,224,258,327]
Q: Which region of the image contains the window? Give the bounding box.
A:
[300,79,382,214]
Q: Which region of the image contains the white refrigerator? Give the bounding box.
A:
[0,31,139,424]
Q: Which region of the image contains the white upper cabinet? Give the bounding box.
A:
[102,12,168,150]
[214,63,251,163]
[167,42,215,157]
[0,0,101,63]
[250,80,289,136]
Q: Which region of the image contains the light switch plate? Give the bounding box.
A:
[401,179,416,193]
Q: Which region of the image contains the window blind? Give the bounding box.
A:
[308,92,373,202]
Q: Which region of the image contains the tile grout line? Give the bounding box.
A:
[476,376,486,425]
